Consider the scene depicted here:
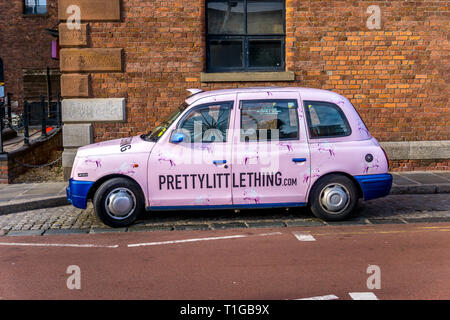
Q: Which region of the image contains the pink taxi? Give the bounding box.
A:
[66,87,392,227]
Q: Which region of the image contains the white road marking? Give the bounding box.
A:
[292,232,316,242]
[0,242,119,248]
[295,294,339,300]
[349,292,379,300]
[127,232,282,248]
[295,292,380,300]
[128,234,246,247]
[0,232,283,250]
[257,232,283,237]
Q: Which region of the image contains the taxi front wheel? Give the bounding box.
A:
[309,174,359,221]
[93,177,145,228]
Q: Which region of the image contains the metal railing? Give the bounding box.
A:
[0,92,62,154]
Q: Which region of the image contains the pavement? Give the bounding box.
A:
[0,171,449,216]
[0,182,68,215]
[389,171,450,194]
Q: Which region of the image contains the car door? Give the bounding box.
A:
[147,95,236,208]
[231,91,311,207]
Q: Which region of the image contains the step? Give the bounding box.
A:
[1,128,17,141]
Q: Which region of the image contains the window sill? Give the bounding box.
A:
[200,71,295,83]
[22,14,49,18]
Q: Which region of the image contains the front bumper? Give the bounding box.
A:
[66,178,95,210]
[354,173,393,201]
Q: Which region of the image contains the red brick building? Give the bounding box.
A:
[0,0,60,104]
[54,0,448,175]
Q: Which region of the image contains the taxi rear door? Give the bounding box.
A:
[231,91,311,207]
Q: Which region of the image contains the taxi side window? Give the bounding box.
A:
[177,102,232,143]
[240,100,299,142]
[304,101,351,138]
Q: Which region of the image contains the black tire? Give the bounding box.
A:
[309,174,359,221]
[93,177,145,228]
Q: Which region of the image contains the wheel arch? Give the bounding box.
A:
[307,171,363,203]
[87,174,145,202]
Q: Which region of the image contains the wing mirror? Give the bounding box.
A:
[170,132,185,144]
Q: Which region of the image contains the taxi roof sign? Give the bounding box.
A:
[186,88,203,96]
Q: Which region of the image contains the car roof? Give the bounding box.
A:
[185,87,344,105]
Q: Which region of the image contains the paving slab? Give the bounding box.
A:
[400,172,450,184]
[391,173,420,186]
[0,193,22,202]
[0,182,69,215]
[21,185,66,196]
[435,172,450,181]
[0,196,70,215]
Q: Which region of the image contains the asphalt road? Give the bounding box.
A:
[0,222,449,300]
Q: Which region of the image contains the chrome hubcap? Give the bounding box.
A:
[319,183,350,214]
[105,188,136,220]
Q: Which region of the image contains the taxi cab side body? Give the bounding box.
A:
[67,87,392,227]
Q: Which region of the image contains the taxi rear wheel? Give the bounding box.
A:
[93,177,145,228]
[309,174,358,221]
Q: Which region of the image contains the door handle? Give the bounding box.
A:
[292,158,307,163]
[213,160,227,165]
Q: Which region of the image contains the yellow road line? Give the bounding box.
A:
[312,228,450,237]
[418,226,450,229]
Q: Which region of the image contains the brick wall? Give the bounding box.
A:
[0,0,59,104]
[83,0,449,144]
[390,159,449,172]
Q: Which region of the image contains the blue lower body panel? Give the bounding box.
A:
[354,173,392,201]
[66,178,94,210]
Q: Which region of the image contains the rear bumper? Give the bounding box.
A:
[354,173,392,201]
[66,178,94,210]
